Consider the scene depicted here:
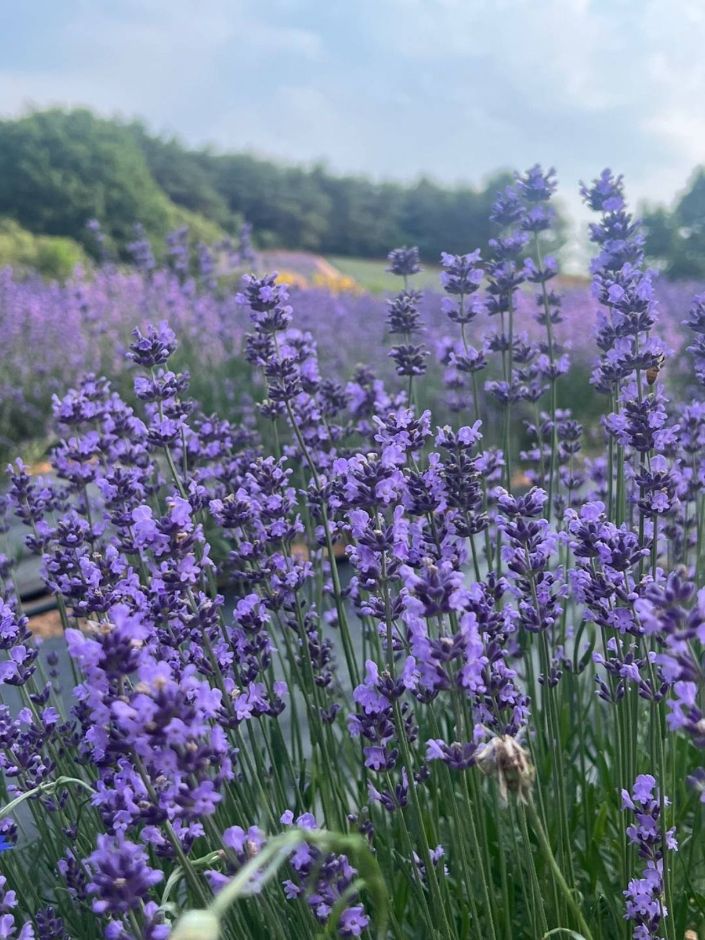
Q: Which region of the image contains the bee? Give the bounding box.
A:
[646,353,665,386]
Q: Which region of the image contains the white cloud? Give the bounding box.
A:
[0,1,323,132]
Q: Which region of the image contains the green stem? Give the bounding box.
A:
[525,799,594,940]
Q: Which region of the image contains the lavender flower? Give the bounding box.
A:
[386,246,421,278]
[1,176,704,940]
[86,834,163,916]
[622,775,677,939]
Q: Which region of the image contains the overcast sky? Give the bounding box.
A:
[2,0,704,257]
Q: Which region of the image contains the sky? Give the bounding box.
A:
[2,0,705,260]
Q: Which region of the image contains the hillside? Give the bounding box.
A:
[0,218,87,278]
[0,108,528,262]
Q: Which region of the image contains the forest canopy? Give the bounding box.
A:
[0,107,701,277]
[0,108,516,261]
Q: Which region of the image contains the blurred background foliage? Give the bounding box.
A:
[642,169,705,278]
[0,108,527,270]
[0,218,87,279]
[0,107,702,280]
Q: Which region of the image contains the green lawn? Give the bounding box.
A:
[327,255,442,293]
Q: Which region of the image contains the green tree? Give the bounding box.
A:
[0,107,567,265]
[128,123,232,228]
[644,168,705,278]
[0,109,172,253]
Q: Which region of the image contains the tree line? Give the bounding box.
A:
[0,107,701,277]
[0,108,516,262]
[642,170,705,279]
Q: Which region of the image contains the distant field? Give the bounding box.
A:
[327,255,442,293]
[263,251,589,295]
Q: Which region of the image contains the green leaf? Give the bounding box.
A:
[0,776,94,820]
[171,828,389,940]
[542,930,588,940]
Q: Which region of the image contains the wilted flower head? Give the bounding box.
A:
[475,735,535,804]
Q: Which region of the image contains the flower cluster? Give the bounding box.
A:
[1,167,705,940]
[622,775,677,939]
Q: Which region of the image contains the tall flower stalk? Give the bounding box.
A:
[2,173,705,940]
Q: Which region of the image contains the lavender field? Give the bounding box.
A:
[3,167,705,940]
[0,225,697,462]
